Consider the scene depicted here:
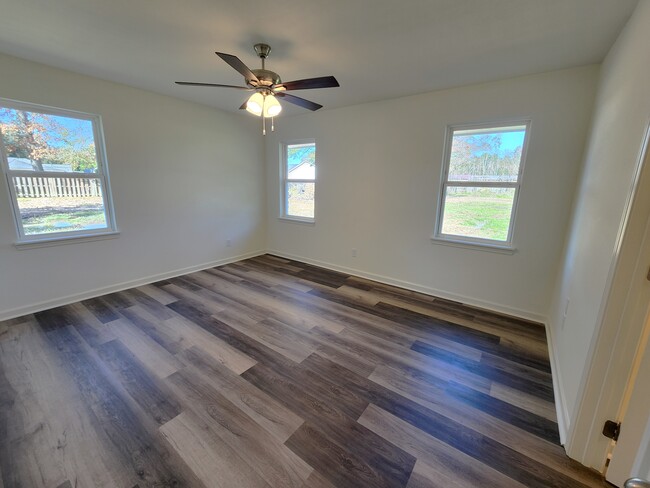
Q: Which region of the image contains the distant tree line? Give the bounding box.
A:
[450,134,522,178]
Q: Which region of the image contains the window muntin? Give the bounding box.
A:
[435,122,530,247]
[0,99,116,242]
[281,141,315,221]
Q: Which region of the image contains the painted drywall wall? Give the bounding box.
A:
[265,66,598,320]
[548,0,650,443]
[0,53,265,319]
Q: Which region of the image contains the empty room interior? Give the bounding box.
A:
[2,1,650,487]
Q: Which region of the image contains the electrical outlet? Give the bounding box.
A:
[226,239,232,247]
[352,248,358,258]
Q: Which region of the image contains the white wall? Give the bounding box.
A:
[0,53,265,319]
[265,66,598,320]
[548,0,650,452]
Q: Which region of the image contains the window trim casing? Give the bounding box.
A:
[0,97,118,245]
[433,119,532,250]
[279,138,316,223]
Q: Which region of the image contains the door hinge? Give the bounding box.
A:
[603,420,621,441]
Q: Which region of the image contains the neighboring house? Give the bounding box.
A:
[7,157,72,172]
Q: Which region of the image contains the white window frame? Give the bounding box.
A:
[433,119,531,251]
[280,139,316,223]
[0,97,118,245]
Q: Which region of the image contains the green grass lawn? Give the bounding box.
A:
[22,208,107,235]
[442,193,514,241]
[17,197,107,235]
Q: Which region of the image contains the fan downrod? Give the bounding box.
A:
[249,43,281,88]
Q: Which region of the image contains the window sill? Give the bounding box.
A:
[278,217,315,225]
[430,236,516,254]
[14,231,120,250]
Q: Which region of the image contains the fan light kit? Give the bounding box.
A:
[176,43,340,135]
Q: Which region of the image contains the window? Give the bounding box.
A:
[0,98,117,243]
[281,140,316,222]
[434,121,530,248]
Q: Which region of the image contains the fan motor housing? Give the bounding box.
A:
[249,69,281,87]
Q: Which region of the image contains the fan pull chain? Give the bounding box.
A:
[271,117,275,132]
[262,115,266,136]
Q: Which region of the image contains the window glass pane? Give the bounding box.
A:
[448,126,526,183]
[441,186,515,241]
[0,107,98,173]
[12,176,108,235]
[287,182,314,219]
[287,143,315,180]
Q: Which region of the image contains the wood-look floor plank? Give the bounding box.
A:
[286,422,402,488]
[136,283,178,305]
[300,470,337,488]
[33,316,203,487]
[221,262,313,293]
[303,353,604,488]
[106,318,183,379]
[368,363,601,486]
[445,381,560,444]
[166,368,313,488]
[359,403,526,488]
[0,320,138,488]
[160,411,270,488]
[490,382,558,422]
[95,339,183,426]
[216,313,317,363]
[176,346,304,443]
[405,460,466,488]
[411,340,554,401]
[81,297,120,324]
[163,314,257,374]
[119,305,184,354]
[192,271,344,333]
[242,362,415,487]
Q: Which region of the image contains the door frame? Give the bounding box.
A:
[565,121,650,470]
[606,302,650,485]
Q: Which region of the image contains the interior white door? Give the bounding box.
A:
[606,266,650,486]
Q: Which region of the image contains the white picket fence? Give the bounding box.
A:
[12,176,102,198]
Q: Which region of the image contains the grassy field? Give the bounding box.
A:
[442,192,514,241]
[18,197,107,235]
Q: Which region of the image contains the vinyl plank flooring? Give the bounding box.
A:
[176,346,304,443]
[160,411,270,488]
[358,404,525,488]
[33,317,201,487]
[107,318,183,379]
[95,339,183,426]
[0,254,608,488]
[490,382,558,422]
[165,368,312,488]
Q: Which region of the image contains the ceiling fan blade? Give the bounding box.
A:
[175,81,251,90]
[276,92,323,111]
[239,100,248,110]
[277,76,340,91]
[215,52,259,83]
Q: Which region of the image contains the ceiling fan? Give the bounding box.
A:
[176,43,340,134]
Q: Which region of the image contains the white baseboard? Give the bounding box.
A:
[0,250,265,322]
[267,249,547,324]
[546,320,570,444]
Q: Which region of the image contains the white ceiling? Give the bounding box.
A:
[0,0,639,116]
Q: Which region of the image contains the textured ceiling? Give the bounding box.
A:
[0,0,639,116]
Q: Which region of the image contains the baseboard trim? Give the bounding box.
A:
[267,249,547,324]
[0,250,266,322]
[546,320,570,444]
